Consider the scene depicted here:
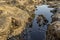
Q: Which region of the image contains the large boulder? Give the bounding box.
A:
[0,5,30,40]
[46,10,60,40]
[0,0,42,40]
[46,21,60,40]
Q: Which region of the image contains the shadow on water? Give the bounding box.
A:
[23,5,54,40]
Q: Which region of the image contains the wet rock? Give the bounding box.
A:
[46,7,60,40]
[51,13,60,22]
[47,1,58,8]
[27,17,33,28]
[46,21,60,40]
[56,7,60,13]
[45,1,60,40]
[8,34,25,40]
[48,4,57,8]
[36,14,48,26]
[50,8,58,14]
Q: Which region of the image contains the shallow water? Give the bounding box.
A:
[24,5,54,40]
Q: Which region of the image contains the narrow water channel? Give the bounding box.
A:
[24,5,54,40]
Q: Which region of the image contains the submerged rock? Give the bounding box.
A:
[36,14,48,26]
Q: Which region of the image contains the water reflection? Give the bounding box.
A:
[7,5,55,40]
[23,5,54,40]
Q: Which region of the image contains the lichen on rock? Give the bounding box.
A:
[0,4,30,40]
[46,21,60,40]
[46,7,60,40]
[0,0,42,40]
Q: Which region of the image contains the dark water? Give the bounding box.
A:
[24,5,54,40]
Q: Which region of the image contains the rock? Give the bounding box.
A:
[0,0,42,40]
[36,14,48,26]
[27,17,33,28]
[0,5,30,40]
[46,21,60,40]
[51,13,60,22]
[50,8,58,14]
[46,8,60,40]
[48,4,57,8]
[0,16,11,40]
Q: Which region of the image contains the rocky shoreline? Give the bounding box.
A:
[0,0,42,40]
[0,0,60,40]
[46,6,60,40]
